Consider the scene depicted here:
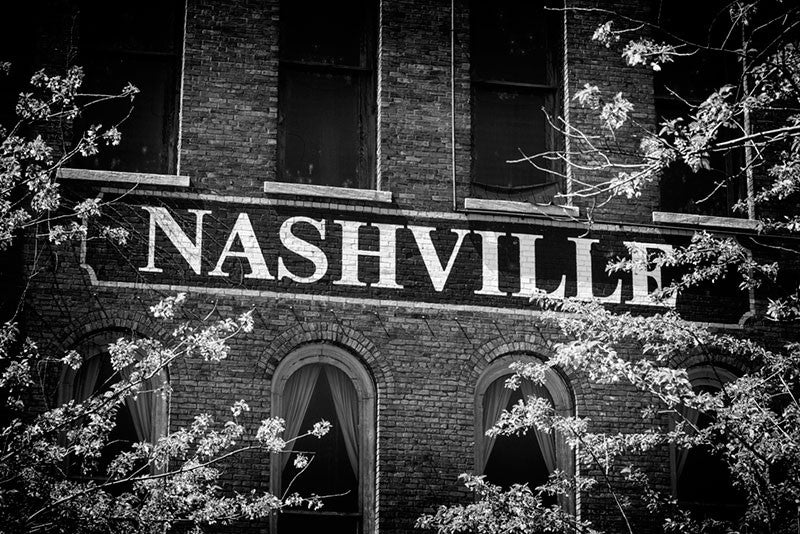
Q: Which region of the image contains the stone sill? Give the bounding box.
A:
[652,211,760,231]
[263,181,392,203]
[463,197,579,218]
[59,168,190,188]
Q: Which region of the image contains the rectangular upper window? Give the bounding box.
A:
[654,0,746,218]
[73,0,184,175]
[277,0,376,189]
[470,0,562,203]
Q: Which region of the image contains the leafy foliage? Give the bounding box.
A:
[420,2,800,534]
[421,296,800,533]
[0,67,327,533]
[1,294,333,533]
[417,474,597,534]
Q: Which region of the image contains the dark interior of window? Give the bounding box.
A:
[280,366,359,534]
[70,354,141,479]
[278,0,375,189]
[74,0,183,174]
[658,100,745,217]
[676,384,745,521]
[655,0,745,217]
[484,387,553,503]
[0,4,38,131]
[470,0,561,199]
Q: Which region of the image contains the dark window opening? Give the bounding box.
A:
[482,377,556,506]
[676,384,745,522]
[74,0,183,174]
[655,0,745,217]
[0,3,38,131]
[658,100,746,217]
[484,388,551,492]
[278,0,376,189]
[470,0,561,201]
[68,354,142,481]
[280,365,360,534]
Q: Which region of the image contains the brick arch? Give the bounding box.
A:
[464,333,554,387]
[260,322,390,534]
[53,310,171,440]
[55,310,169,355]
[463,332,585,405]
[258,322,393,391]
[669,348,751,378]
[52,310,180,388]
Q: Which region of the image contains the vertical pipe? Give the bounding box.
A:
[741,22,755,219]
[562,0,572,204]
[376,0,384,191]
[176,0,188,176]
[451,0,458,211]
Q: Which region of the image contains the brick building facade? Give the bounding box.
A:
[7,1,799,533]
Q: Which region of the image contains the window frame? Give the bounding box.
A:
[270,344,376,533]
[468,0,564,202]
[474,353,574,513]
[653,0,751,221]
[670,364,739,500]
[57,330,170,479]
[276,0,377,191]
[66,0,187,182]
[654,93,748,220]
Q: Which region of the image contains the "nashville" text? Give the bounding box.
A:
[137,207,676,307]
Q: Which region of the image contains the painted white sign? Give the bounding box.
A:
[137,207,675,307]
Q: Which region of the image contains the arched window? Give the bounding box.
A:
[674,365,743,520]
[475,354,574,510]
[271,344,376,534]
[58,331,169,474]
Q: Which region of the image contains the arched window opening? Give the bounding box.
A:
[271,345,376,534]
[475,354,574,512]
[59,332,169,477]
[281,364,359,513]
[674,366,744,521]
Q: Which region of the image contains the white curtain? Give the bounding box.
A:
[73,356,102,402]
[281,364,322,468]
[119,367,163,445]
[519,380,556,473]
[479,377,514,473]
[325,366,359,477]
